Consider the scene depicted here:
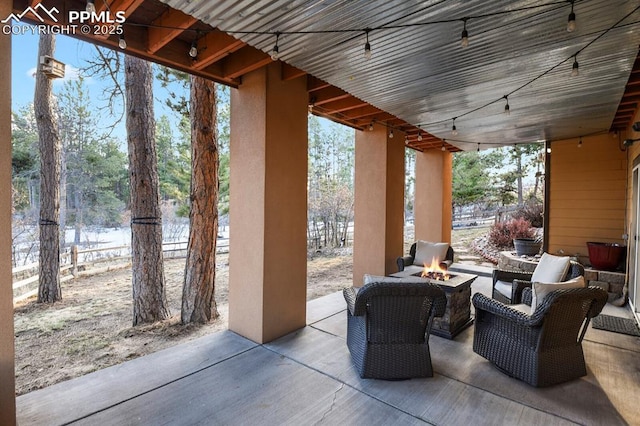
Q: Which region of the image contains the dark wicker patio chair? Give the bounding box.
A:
[397,242,454,272]
[472,286,607,387]
[492,258,584,304]
[343,277,447,379]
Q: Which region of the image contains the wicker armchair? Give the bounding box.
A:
[472,286,607,387]
[343,278,447,379]
[397,242,454,272]
[492,259,584,304]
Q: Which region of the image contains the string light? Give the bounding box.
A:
[441,139,447,152]
[477,143,480,152]
[270,32,280,61]
[364,29,372,60]
[451,118,458,136]
[118,33,127,49]
[504,95,510,115]
[460,18,469,48]
[405,134,409,143]
[578,136,582,148]
[86,0,96,13]
[189,40,198,58]
[567,1,576,32]
[571,55,579,76]
[389,129,394,138]
[417,126,423,141]
[368,121,374,131]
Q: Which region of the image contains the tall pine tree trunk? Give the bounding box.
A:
[34,33,61,303]
[125,55,169,325]
[182,76,219,324]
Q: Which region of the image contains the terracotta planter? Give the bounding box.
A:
[513,238,542,256]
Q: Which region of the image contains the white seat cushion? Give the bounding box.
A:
[414,240,449,266]
[530,253,571,283]
[494,280,513,299]
[509,303,532,316]
[531,275,586,311]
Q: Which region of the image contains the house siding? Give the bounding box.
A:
[548,133,628,264]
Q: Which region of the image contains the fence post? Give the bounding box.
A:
[71,245,78,277]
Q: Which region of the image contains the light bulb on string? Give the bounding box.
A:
[571,56,579,77]
[270,33,280,61]
[369,122,374,131]
[567,1,576,32]
[389,129,394,139]
[451,118,458,136]
[189,40,198,58]
[504,95,510,115]
[86,0,96,13]
[460,19,469,48]
[441,139,446,152]
[405,135,409,143]
[118,33,127,49]
[417,126,423,141]
[477,143,480,153]
[578,137,582,148]
[364,29,372,60]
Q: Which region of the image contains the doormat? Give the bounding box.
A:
[592,315,640,337]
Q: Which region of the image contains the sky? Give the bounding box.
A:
[10,23,185,142]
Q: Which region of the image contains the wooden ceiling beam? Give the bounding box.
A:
[312,86,351,105]
[191,30,245,70]
[147,8,198,54]
[307,76,332,93]
[282,64,306,80]
[221,46,272,79]
[318,97,368,114]
[341,105,381,119]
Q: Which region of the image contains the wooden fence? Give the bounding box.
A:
[12,239,229,303]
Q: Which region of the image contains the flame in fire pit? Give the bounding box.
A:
[421,257,451,281]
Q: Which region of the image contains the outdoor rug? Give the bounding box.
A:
[592,314,640,337]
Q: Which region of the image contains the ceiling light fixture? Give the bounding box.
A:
[571,55,579,76]
[389,129,394,138]
[118,33,127,50]
[417,131,423,141]
[452,118,458,136]
[86,0,96,14]
[364,29,372,60]
[567,1,576,32]
[460,18,469,48]
[189,40,198,58]
[369,122,374,131]
[441,139,447,152]
[504,95,510,115]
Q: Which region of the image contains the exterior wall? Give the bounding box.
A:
[228,63,308,343]
[414,150,452,244]
[353,125,404,285]
[548,133,628,263]
[0,2,16,421]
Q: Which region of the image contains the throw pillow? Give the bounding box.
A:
[530,253,571,283]
[531,275,586,312]
[414,240,449,266]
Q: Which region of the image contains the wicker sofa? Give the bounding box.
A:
[343,276,447,379]
[472,285,607,387]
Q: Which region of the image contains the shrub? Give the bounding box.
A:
[488,217,536,248]
[512,202,543,228]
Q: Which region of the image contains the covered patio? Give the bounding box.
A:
[2,1,640,423]
[15,275,640,425]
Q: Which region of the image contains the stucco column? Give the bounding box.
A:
[414,150,452,243]
[228,63,307,344]
[0,4,16,423]
[353,125,405,285]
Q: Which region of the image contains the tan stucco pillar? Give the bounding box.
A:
[414,150,452,243]
[228,63,307,344]
[353,125,405,285]
[0,4,16,423]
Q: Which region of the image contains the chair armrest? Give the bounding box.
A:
[492,269,533,285]
[520,287,533,306]
[343,287,357,315]
[397,255,413,271]
[472,293,542,327]
[512,279,533,304]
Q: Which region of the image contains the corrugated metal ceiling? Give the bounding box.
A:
[161,0,640,149]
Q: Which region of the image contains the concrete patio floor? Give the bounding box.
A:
[16,269,640,425]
